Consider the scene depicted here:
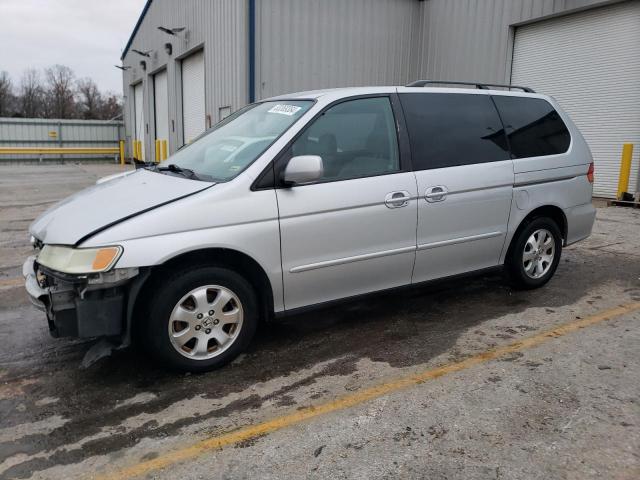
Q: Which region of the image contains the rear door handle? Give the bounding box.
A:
[385,190,411,209]
[424,186,448,202]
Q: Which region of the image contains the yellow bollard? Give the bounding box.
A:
[162,139,168,160]
[155,139,160,163]
[119,140,125,166]
[617,143,634,200]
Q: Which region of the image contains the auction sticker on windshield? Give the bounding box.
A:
[268,104,302,116]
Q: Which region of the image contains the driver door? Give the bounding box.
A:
[275,96,418,310]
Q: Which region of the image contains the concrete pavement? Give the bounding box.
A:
[0,164,638,480]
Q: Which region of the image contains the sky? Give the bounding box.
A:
[1,0,147,94]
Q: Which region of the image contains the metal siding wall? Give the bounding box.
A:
[0,118,122,162]
[120,0,634,165]
[122,0,248,156]
[414,0,621,84]
[512,1,640,198]
[256,0,420,99]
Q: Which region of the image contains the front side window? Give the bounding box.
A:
[399,93,510,170]
[492,96,571,158]
[163,100,313,181]
[290,97,400,182]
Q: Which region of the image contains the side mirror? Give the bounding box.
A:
[283,155,324,186]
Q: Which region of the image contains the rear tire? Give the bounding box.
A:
[505,217,562,290]
[139,266,258,372]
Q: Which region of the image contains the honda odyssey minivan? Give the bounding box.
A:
[24,82,596,371]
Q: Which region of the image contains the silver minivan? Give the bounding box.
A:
[24,82,596,371]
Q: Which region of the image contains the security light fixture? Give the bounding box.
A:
[132,49,152,58]
[164,43,173,55]
[114,65,131,71]
[157,26,186,35]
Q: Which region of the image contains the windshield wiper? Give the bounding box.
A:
[135,161,158,171]
[157,163,201,180]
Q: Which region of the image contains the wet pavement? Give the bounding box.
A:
[0,164,639,479]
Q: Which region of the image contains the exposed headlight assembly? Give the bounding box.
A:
[37,245,123,275]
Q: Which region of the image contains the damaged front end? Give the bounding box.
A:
[23,251,140,339]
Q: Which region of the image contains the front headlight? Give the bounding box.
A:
[37,245,123,274]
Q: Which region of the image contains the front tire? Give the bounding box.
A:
[506,217,562,290]
[140,266,258,372]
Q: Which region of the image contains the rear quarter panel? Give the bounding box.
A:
[499,93,595,261]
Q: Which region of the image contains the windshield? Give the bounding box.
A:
[160,100,313,181]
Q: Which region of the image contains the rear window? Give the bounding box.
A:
[399,93,510,170]
[492,96,571,158]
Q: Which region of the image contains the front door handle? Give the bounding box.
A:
[385,191,411,209]
[424,186,448,203]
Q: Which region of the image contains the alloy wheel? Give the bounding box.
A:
[168,285,244,360]
[522,228,555,279]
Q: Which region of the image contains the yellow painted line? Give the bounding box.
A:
[0,277,23,288]
[93,301,640,480]
[0,147,119,155]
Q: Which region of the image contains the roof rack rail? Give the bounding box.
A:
[406,80,535,93]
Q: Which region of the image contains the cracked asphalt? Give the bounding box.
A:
[0,164,638,479]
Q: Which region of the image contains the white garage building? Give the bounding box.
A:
[121,0,639,198]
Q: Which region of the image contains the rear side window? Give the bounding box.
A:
[399,93,509,170]
[492,96,571,158]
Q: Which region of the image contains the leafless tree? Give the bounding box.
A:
[76,77,102,119]
[0,71,15,117]
[44,64,76,119]
[3,65,122,119]
[19,69,45,118]
[99,92,123,120]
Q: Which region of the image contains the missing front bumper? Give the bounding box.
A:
[23,256,127,338]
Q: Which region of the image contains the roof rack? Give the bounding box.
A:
[406,80,535,93]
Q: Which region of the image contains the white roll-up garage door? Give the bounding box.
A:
[133,82,145,160]
[154,69,169,145]
[511,1,640,198]
[181,50,206,145]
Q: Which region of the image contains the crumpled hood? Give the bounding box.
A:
[30,169,213,245]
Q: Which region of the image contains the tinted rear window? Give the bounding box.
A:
[492,96,571,158]
[399,93,509,170]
